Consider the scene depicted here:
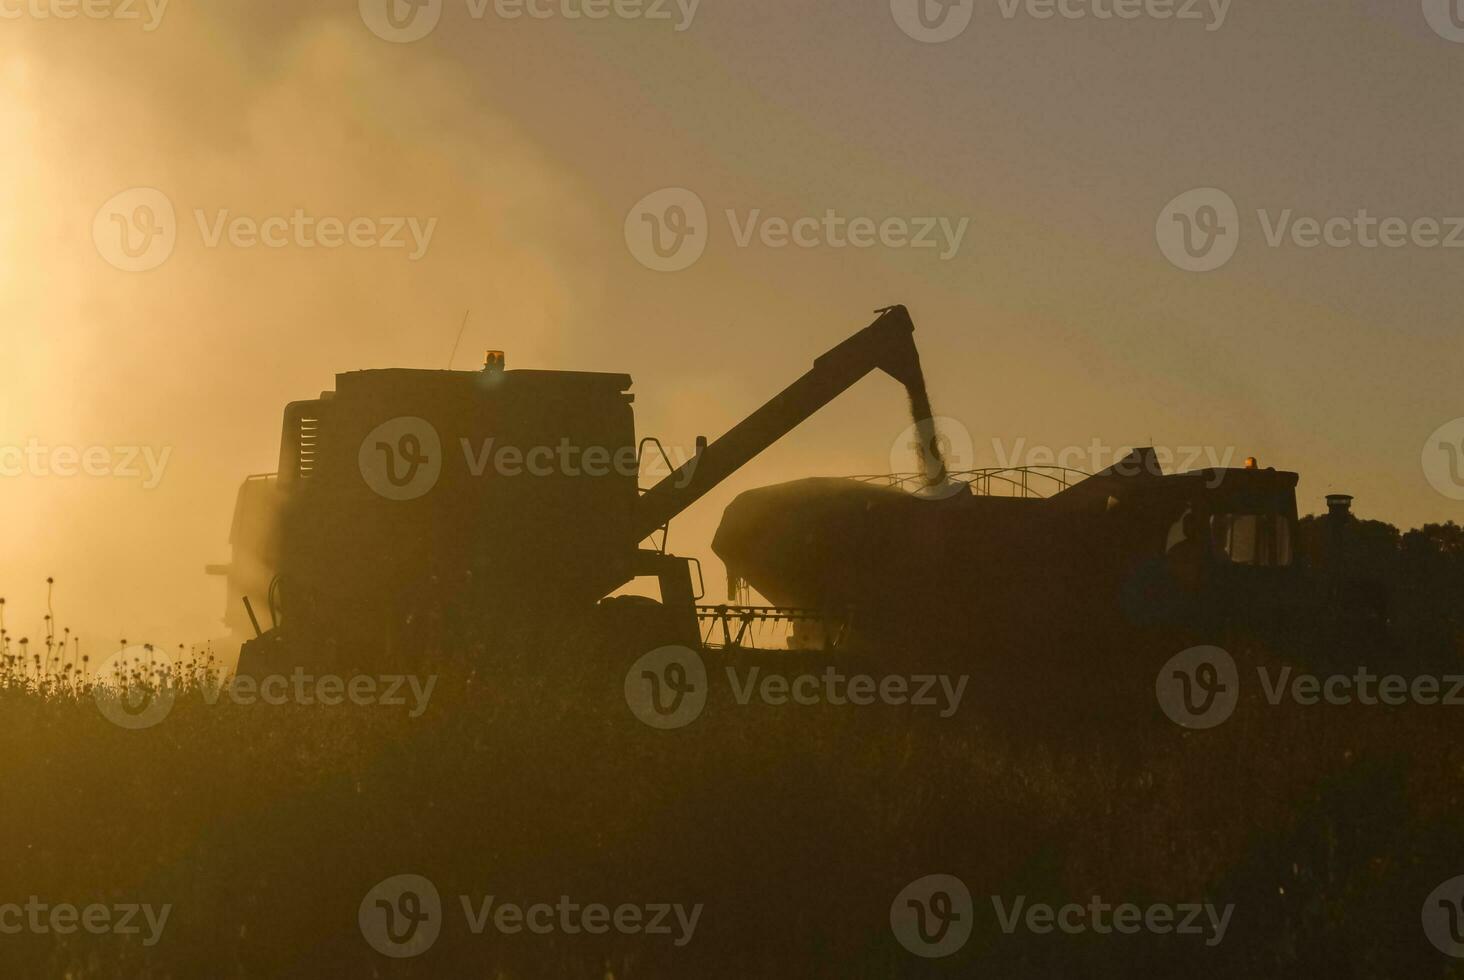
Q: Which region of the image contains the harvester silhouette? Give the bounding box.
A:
[211,306,948,672]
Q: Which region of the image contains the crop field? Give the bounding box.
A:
[2,626,1464,979]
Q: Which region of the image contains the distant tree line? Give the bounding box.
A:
[1296,513,1464,667]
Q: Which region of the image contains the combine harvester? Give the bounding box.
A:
[210,305,949,673]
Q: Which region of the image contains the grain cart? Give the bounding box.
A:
[713,449,1305,654]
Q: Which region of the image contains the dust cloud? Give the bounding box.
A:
[0,4,599,657]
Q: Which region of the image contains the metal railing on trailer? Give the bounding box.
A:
[697,604,853,652]
[847,466,1089,498]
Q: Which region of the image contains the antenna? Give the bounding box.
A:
[446,309,471,369]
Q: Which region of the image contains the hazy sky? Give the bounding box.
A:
[1,0,1461,652]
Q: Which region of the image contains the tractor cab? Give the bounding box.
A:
[1108,460,1301,630]
[1051,449,1301,630]
[1164,466,1299,616]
